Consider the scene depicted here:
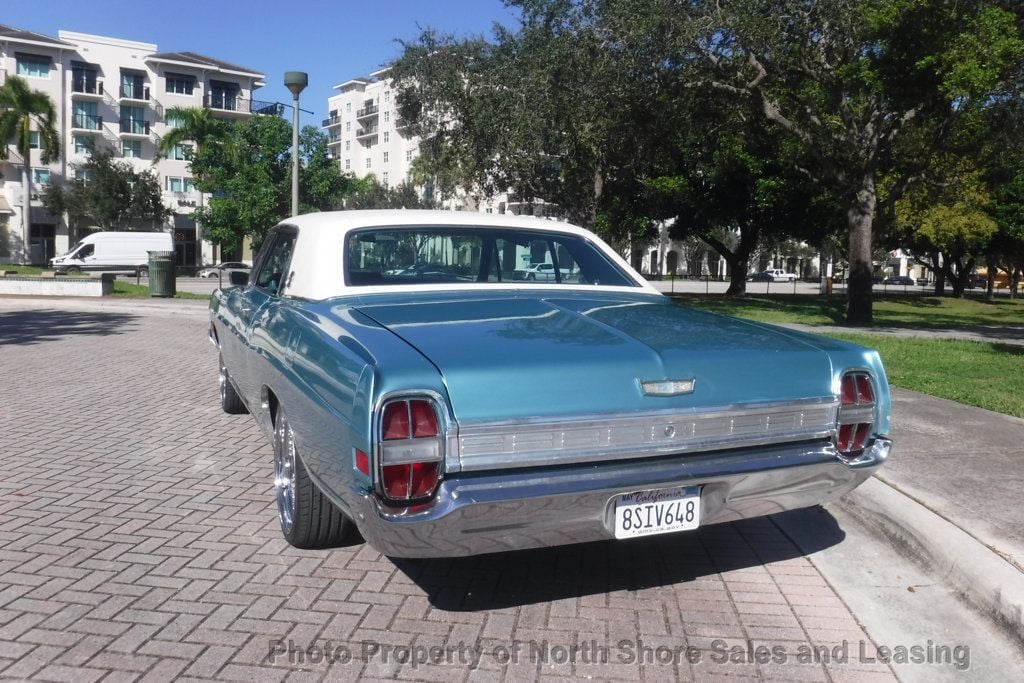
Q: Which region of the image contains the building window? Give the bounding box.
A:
[382,172,389,188]
[485,208,493,213]
[383,131,389,143]
[77,169,95,182]
[32,168,51,186]
[74,135,93,156]
[16,54,50,78]
[346,121,351,132]
[384,91,390,103]
[122,140,142,158]
[165,73,195,95]
[346,102,351,113]
[169,144,192,161]
[365,158,371,169]
[383,151,389,163]
[345,159,351,170]
[166,176,194,193]
[406,149,414,162]
[29,131,41,149]
[384,111,390,123]
[345,140,351,151]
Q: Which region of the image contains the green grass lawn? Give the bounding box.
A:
[1,265,47,275]
[674,293,1024,329]
[826,333,1024,419]
[111,280,209,300]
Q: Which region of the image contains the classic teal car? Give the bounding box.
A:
[210,210,892,557]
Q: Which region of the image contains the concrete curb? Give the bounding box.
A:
[838,477,1024,644]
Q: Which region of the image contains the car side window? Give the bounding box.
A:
[253,232,296,296]
[77,244,94,259]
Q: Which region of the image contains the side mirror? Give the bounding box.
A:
[229,270,250,287]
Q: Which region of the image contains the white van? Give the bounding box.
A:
[50,231,174,276]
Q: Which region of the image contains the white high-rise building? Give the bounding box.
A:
[0,24,266,267]
[325,68,423,198]
[325,68,557,218]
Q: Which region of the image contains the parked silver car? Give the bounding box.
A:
[198,262,251,279]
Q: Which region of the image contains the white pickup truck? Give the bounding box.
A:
[761,268,798,282]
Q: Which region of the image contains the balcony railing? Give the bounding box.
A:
[204,92,243,112]
[120,119,151,135]
[72,80,103,96]
[328,133,341,143]
[356,105,379,118]
[322,116,341,127]
[120,85,150,101]
[72,114,104,131]
[355,125,379,139]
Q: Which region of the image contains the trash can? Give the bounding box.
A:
[147,251,176,297]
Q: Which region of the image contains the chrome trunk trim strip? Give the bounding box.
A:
[454,397,839,472]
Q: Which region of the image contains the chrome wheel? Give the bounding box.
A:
[274,409,297,535]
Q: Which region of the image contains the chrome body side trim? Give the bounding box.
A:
[347,437,891,558]
[454,397,840,472]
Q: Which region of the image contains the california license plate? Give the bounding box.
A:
[614,486,701,539]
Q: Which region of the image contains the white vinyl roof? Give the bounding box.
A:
[277,210,660,300]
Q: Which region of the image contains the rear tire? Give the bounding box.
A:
[218,354,248,414]
[273,405,352,548]
[137,266,149,277]
[66,266,81,274]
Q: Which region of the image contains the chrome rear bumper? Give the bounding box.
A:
[350,437,891,558]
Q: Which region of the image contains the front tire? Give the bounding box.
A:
[273,406,352,548]
[218,354,248,414]
[137,266,149,277]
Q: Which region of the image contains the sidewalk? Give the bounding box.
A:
[843,388,1024,642]
[780,321,1024,346]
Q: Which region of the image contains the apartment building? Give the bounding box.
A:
[325,69,561,218]
[324,69,422,198]
[0,24,266,267]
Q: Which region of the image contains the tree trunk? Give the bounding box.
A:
[725,254,747,295]
[21,161,32,265]
[845,177,876,326]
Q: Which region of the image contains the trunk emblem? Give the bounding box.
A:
[640,379,696,397]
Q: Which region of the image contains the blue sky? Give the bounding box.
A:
[4,0,518,125]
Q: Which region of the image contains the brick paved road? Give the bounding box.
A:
[0,301,897,682]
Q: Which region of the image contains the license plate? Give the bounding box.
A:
[614,486,701,539]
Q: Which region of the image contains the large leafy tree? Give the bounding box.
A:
[672,0,1024,323]
[0,75,60,261]
[190,116,353,251]
[42,148,169,232]
[643,92,842,294]
[391,3,655,238]
[894,160,998,297]
[395,1,1023,322]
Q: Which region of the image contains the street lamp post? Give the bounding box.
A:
[283,71,308,217]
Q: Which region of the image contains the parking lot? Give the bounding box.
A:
[9,298,1020,681]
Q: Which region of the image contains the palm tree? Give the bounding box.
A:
[0,76,60,264]
[156,106,230,261]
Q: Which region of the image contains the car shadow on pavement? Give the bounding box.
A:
[0,308,139,345]
[391,506,845,611]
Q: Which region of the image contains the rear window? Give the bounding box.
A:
[344,226,637,287]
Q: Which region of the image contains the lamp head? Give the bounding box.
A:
[284,71,308,97]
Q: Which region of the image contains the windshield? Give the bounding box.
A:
[344,226,637,287]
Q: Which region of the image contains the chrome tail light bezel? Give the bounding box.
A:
[836,371,876,458]
[374,393,448,506]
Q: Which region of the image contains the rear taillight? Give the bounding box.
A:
[836,372,875,457]
[378,398,443,504]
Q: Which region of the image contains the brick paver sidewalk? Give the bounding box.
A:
[0,304,895,681]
